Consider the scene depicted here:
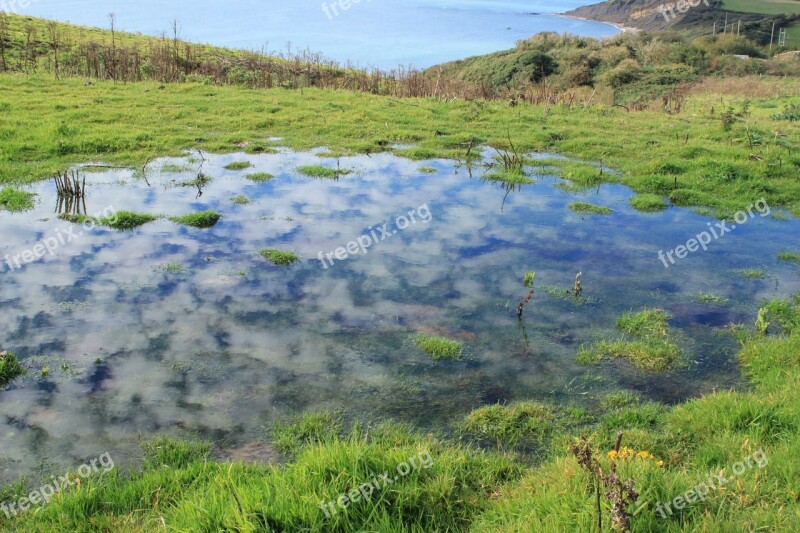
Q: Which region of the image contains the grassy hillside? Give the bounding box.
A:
[722,0,800,16]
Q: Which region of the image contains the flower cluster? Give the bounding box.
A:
[607,447,664,466]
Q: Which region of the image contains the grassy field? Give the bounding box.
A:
[722,0,800,15]
[1,74,799,218]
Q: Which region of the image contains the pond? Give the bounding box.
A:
[1,148,798,482]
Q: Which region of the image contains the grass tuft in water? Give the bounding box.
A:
[462,402,553,448]
[482,171,533,185]
[245,172,275,182]
[224,161,252,171]
[568,202,613,215]
[736,268,768,279]
[523,271,536,288]
[155,263,187,274]
[778,251,800,265]
[414,334,463,361]
[0,351,25,387]
[616,308,671,338]
[697,293,730,305]
[576,337,683,372]
[260,248,301,266]
[169,210,222,229]
[418,166,437,174]
[99,211,157,230]
[230,194,251,205]
[296,165,350,179]
[0,187,36,212]
[629,193,668,213]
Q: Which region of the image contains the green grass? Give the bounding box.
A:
[576,337,684,371]
[523,271,536,288]
[629,193,668,213]
[169,210,222,229]
[462,402,554,448]
[568,202,613,215]
[617,308,672,338]
[418,166,437,174]
[482,171,534,185]
[245,172,275,182]
[778,250,800,265]
[223,161,252,171]
[296,165,349,179]
[4,298,800,531]
[230,194,251,205]
[0,187,35,212]
[737,268,769,279]
[260,248,301,266]
[0,73,797,220]
[99,211,157,230]
[722,0,800,15]
[413,334,463,361]
[0,351,24,387]
[697,293,730,305]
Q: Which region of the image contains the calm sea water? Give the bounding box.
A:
[1,148,798,481]
[15,0,620,68]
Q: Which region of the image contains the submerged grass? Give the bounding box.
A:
[0,187,35,212]
[568,202,613,215]
[169,210,222,229]
[414,334,463,361]
[260,248,301,266]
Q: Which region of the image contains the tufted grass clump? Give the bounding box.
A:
[576,338,683,372]
[778,251,800,265]
[98,211,157,230]
[245,172,275,182]
[0,187,36,212]
[224,161,252,171]
[297,165,350,179]
[568,202,613,215]
[0,351,25,387]
[260,248,301,266]
[414,334,463,361]
[462,402,554,448]
[616,308,671,338]
[169,210,221,228]
[629,193,668,212]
